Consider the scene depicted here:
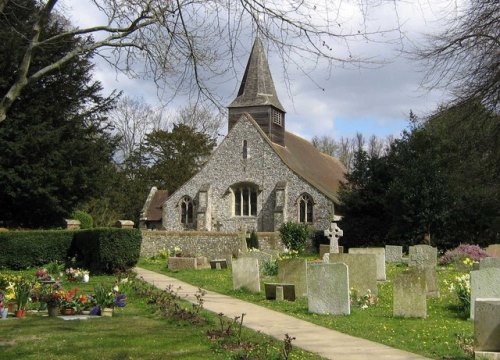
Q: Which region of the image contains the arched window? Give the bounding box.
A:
[243,140,249,159]
[233,184,258,216]
[180,196,194,225]
[298,194,313,223]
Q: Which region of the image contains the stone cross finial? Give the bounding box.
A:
[324,220,343,254]
[238,225,249,253]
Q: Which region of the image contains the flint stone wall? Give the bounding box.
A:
[141,230,282,259]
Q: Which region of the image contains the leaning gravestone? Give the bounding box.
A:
[307,262,350,315]
[348,248,386,281]
[327,253,378,295]
[277,258,308,297]
[474,298,500,355]
[393,269,427,318]
[385,245,403,263]
[470,268,500,319]
[479,257,500,270]
[232,257,260,293]
[408,245,438,268]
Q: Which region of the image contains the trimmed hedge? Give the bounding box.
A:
[0,230,74,269]
[0,228,142,273]
[70,228,142,274]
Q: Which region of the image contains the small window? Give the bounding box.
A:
[180,196,194,224]
[243,140,248,159]
[273,110,282,126]
[233,184,258,216]
[298,194,313,223]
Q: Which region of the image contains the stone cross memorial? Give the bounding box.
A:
[324,217,343,254]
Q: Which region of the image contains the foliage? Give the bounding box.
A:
[262,260,278,276]
[247,230,259,250]
[0,230,74,269]
[14,279,32,309]
[93,283,117,308]
[439,244,490,265]
[71,228,142,274]
[350,289,378,309]
[279,222,310,253]
[447,274,471,316]
[71,210,94,230]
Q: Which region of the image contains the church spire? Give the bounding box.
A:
[228,38,286,146]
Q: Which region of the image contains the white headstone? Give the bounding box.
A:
[324,221,343,253]
[470,268,500,319]
[232,257,260,293]
[307,262,350,315]
[348,248,386,281]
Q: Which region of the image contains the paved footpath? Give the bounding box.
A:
[135,267,429,360]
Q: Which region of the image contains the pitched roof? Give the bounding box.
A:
[228,38,285,111]
[240,114,346,202]
[273,132,346,203]
[145,190,169,221]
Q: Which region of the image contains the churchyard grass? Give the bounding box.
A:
[0,270,322,360]
[138,258,474,360]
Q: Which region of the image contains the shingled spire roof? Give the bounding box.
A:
[229,38,285,111]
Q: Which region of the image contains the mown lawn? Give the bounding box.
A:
[0,271,323,360]
[138,258,474,360]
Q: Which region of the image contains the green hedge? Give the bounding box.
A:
[0,229,142,272]
[70,228,142,274]
[0,230,74,269]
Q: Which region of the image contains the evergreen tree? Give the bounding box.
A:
[0,0,117,228]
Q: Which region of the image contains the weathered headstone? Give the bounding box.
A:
[385,245,403,263]
[277,258,308,297]
[408,245,438,269]
[479,257,500,270]
[232,257,260,293]
[393,269,427,318]
[348,248,386,281]
[324,219,343,253]
[168,257,198,270]
[210,259,228,270]
[422,267,440,298]
[470,268,500,319]
[319,244,330,259]
[327,253,378,295]
[240,250,273,271]
[264,283,296,301]
[474,299,500,355]
[485,244,500,258]
[307,262,350,315]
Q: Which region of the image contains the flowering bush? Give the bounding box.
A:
[65,268,89,282]
[93,283,127,308]
[439,244,489,265]
[350,288,378,309]
[448,274,471,314]
[60,288,80,309]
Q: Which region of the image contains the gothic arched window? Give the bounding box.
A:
[180,196,194,225]
[297,194,313,223]
[233,184,258,216]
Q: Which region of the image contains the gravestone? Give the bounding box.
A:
[324,217,343,253]
[277,258,308,297]
[485,244,500,257]
[210,259,228,270]
[385,245,403,263]
[307,262,350,315]
[474,299,500,355]
[348,248,386,281]
[319,244,330,259]
[264,283,296,301]
[238,225,249,253]
[393,269,427,318]
[168,257,197,270]
[327,253,378,295]
[470,268,500,319]
[240,250,273,271]
[408,245,438,268]
[232,257,260,293]
[422,267,440,298]
[479,257,500,270]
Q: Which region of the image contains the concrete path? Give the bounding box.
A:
[134,267,429,360]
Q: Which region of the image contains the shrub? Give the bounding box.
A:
[246,230,259,249]
[262,259,278,276]
[71,210,94,229]
[439,244,489,265]
[448,274,471,316]
[279,222,310,253]
[70,228,142,274]
[0,230,74,269]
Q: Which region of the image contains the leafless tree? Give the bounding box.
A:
[417,0,499,111]
[368,134,385,157]
[0,0,405,124]
[311,135,339,157]
[174,103,224,142]
[109,96,164,163]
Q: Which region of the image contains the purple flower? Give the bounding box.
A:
[114,294,127,307]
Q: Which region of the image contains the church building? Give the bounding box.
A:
[141,38,346,232]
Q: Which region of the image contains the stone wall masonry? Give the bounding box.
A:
[141,230,282,260]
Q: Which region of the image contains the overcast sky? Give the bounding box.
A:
[65,1,459,142]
